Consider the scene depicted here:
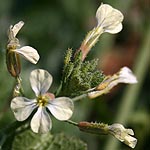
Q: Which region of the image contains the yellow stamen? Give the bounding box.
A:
[37,95,49,107]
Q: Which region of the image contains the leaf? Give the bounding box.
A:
[12,130,87,150]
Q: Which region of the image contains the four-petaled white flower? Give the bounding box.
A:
[7,21,40,64]
[88,67,137,99]
[11,69,74,133]
[96,3,124,34]
[108,123,137,148]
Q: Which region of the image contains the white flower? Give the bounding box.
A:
[88,67,137,99]
[11,69,74,133]
[108,123,137,148]
[7,21,40,64]
[96,3,124,34]
[117,67,137,84]
[79,4,124,61]
[104,67,138,90]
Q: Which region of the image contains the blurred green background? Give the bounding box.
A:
[0,0,149,150]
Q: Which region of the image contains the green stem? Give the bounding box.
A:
[55,81,62,97]
[104,26,150,150]
[16,76,24,96]
[13,76,25,97]
[66,120,78,126]
[72,94,88,102]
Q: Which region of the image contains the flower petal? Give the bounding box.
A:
[47,97,74,121]
[10,97,37,121]
[30,69,53,96]
[96,4,123,34]
[88,67,137,99]
[118,67,138,84]
[11,21,24,37]
[14,46,40,64]
[105,23,123,34]
[30,107,52,133]
[124,135,137,148]
[108,123,137,148]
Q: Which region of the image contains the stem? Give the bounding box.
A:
[13,76,25,97]
[66,120,78,126]
[55,81,62,97]
[16,76,24,96]
[72,94,88,102]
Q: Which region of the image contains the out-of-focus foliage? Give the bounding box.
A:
[0,0,149,150]
[12,130,87,150]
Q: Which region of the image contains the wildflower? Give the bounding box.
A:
[78,121,137,148]
[88,67,137,99]
[79,3,124,60]
[6,21,40,77]
[11,69,74,133]
[108,123,137,148]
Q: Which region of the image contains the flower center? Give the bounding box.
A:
[37,95,48,107]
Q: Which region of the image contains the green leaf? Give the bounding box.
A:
[12,130,87,150]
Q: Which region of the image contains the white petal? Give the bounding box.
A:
[126,129,134,135]
[47,97,74,121]
[14,46,40,64]
[96,4,112,26]
[30,69,53,96]
[10,97,37,121]
[105,23,123,34]
[124,135,137,148]
[88,67,137,99]
[12,21,24,37]
[30,107,52,133]
[96,4,123,34]
[108,123,137,148]
[118,67,138,84]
